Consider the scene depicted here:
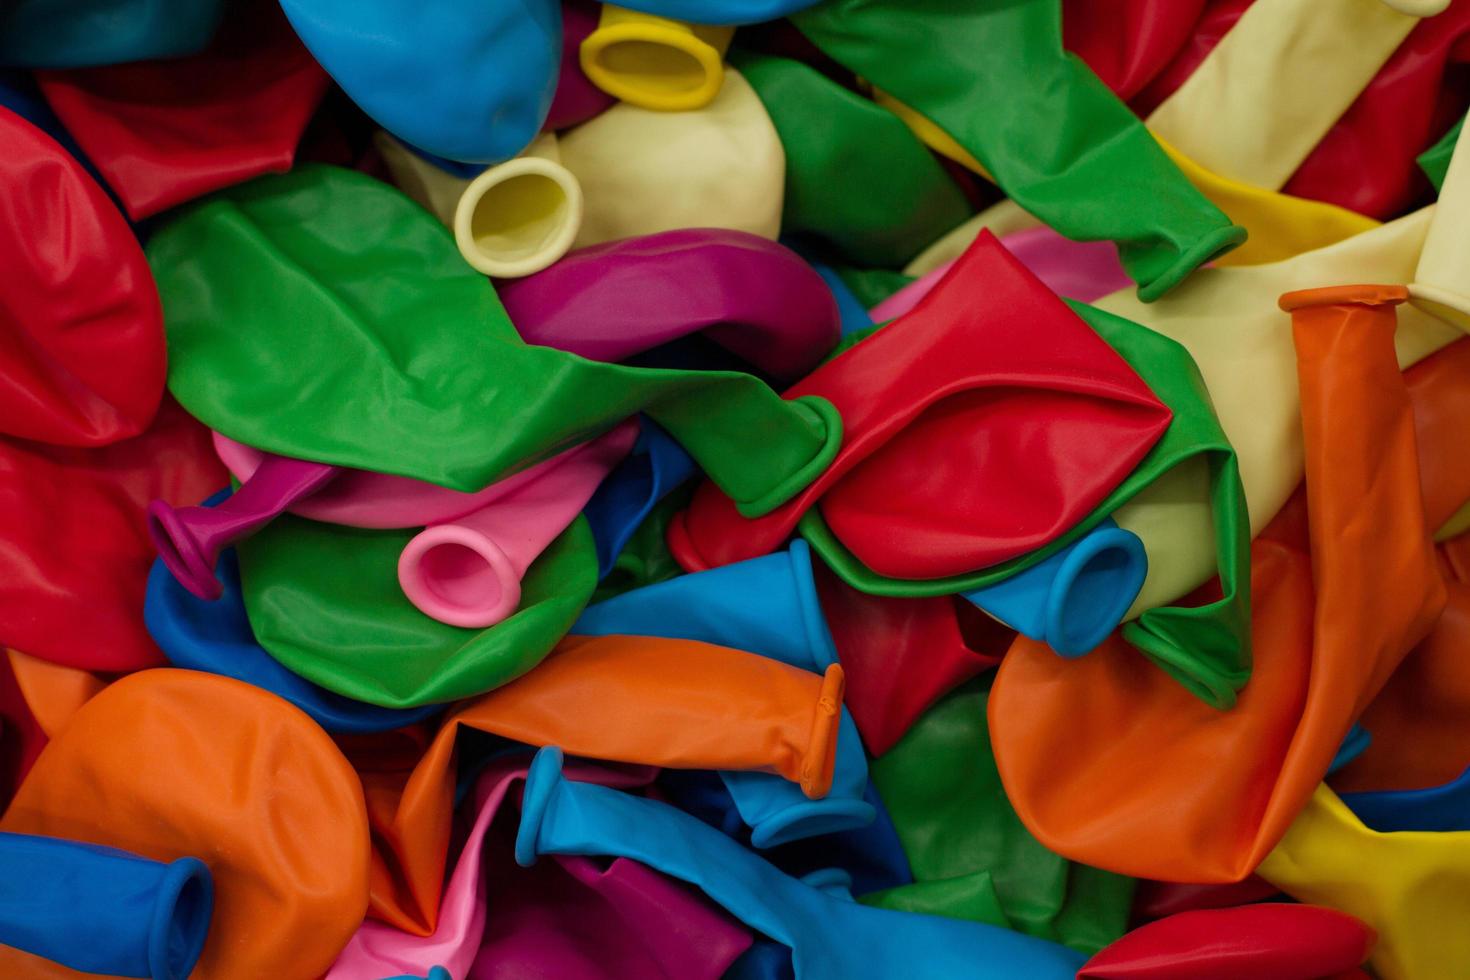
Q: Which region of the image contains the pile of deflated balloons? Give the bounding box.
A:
[11,1,1470,978]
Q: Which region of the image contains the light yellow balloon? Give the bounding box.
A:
[1410,114,1470,330]
[452,134,583,279]
[1259,784,1470,980]
[1145,0,1421,192]
[1102,207,1461,618]
[581,5,734,112]
[559,67,784,247]
[374,131,475,227]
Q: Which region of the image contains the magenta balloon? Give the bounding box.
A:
[497,228,842,381]
[546,0,616,130]
[870,227,1131,322]
[326,754,749,980]
[212,421,635,529]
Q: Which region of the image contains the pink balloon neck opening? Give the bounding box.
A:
[399,527,523,628]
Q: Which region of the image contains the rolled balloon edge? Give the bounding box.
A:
[1042,526,1148,657]
[799,663,845,800]
[579,9,733,112]
[514,746,568,867]
[148,857,214,980]
[397,523,525,628]
[453,156,584,279]
[733,395,844,519]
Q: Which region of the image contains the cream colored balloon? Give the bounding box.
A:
[902,200,1041,278]
[374,131,475,227]
[453,134,584,279]
[1104,207,1461,619]
[1147,0,1422,191]
[1410,114,1470,330]
[559,67,784,247]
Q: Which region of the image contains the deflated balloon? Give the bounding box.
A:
[356,633,845,931]
[236,514,597,708]
[1077,904,1374,980]
[735,51,972,268]
[278,0,560,163]
[0,0,225,68]
[670,230,1171,583]
[0,399,226,672]
[990,284,1445,883]
[148,165,840,517]
[35,1,329,220]
[0,670,370,980]
[498,228,841,382]
[0,107,163,447]
[793,0,1243,300]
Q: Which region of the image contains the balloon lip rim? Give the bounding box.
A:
[1045,526,1147,656]
[453,156,584,278]
[1279,283,1409,312]
[515,746,565,866]
[579,20,728,112]
[397,524,523,627]
[747,797,877,849]
[147,500,224,601]
[149,855,214,980]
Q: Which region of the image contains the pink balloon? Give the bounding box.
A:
[869,227,1131,323]
[396,422,635,627]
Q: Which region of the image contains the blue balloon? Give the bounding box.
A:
[809,261,876,336]
[609,0,825,26]
[582,418,696,578]
[145,491,440,733]
[1340,764,1470,832]
[0,831,212,980]
[380,969,452,980]
[575,540,874,847]
[279,0,560,163]
[516,748,1088,980]
[960,518,1147,656]
[1327,722,1371,776]
[0,0,224,68]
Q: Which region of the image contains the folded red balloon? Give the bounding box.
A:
[36,0,330,221]
[1079,904,1375,980]
[0,106,164,447]
[0,399,227,672]
[670,229,1172,581]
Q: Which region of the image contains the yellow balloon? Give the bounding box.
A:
[581,5,734,112]
[1260,784,1470,980]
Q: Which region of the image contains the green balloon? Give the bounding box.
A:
[802,299,1252,708]
[236,513,598,708]
[147,165,841,518]
[734,50,973,268]
[830,266,916,310]
[870,679,1135,956]
[1419,114,1462,195]
[792,0,1245,301]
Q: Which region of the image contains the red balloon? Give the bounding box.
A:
[37,0,330,221]
[1282,3,1470,218]
[0,654,48,807]
[812,559,1006,756]
[670,231,1172,580]
[1130,877,1281,923]
[0,399,228,672]
[1079,904,1374,980]
[0,107,164,448]
[1062,0,1209,100]
[1129,0,1254,116]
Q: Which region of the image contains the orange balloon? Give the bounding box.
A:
[363,632,845,933]
[1405,338,1470,529]
[0,669,370,979]
[990,285,1445,882]
[4,649,105,739]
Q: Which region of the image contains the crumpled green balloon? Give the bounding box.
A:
[802,300,1252,708]
[235,513,597,708]
[734,50,973,268]
[1419,114,1462,194]
[866,679,1134,956]
[146,165,840,518]
[792,0,1245,301]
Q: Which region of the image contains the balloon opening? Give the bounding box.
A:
[399,526,523,627]
[597,40,708,97]
[456,159,582,278]
[1047,528,1147,657]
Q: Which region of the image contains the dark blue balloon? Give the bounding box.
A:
[145,491,440,734]
[0,831,212,980]
[0,0,225,68]
[583,418,696,577]
[1340,764,1470,833]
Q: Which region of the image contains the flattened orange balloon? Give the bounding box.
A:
[0,670,370,979]
[990,285,1445,882]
